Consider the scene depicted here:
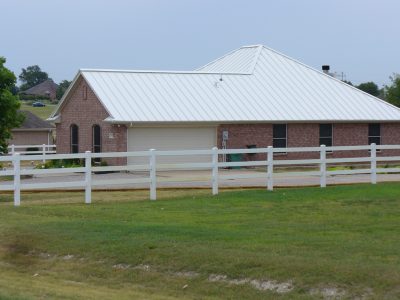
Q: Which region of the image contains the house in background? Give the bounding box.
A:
[9,111,54,150]
[48,45,400,163]
[20,79,58,101]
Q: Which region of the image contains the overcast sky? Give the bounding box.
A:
[2,0,399,87]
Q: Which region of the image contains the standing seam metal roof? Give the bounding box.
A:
[52,45,400,122]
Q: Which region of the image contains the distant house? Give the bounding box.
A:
[9,111,54,149]
[20,79,58,100]
[49,44,400,163]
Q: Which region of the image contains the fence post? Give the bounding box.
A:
[149,149,157,200]
[42,144,46,163]
[85,151,92,204]
[212,147,219,195]
[370,143,377,184]
[11,144,15,156]
[267,146,273,191]
[320,145,326,188]
[13,153,21,206]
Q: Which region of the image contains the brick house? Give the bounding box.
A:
[20,79,58,101]
[49,45,400,163]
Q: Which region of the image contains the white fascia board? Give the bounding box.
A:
[104,119,400,124]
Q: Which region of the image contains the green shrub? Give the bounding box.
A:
[35,159,83,169]
[19,94,50,101]
[35,158,109,170]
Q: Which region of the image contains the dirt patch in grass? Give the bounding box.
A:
[208,274,294,294]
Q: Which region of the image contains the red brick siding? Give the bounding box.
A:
[287,124,319,159]
[330,123,369,158]
[56,77,127,165]
[381,123,400,157]
[218,124,272,160]
[217,123,400,160]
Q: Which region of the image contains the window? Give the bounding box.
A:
[92,125,101,153]
[273,124,287,148]
[70,124,79,153]
[368,124,381,145]
[83,85,87,100]
[319,124,333,147]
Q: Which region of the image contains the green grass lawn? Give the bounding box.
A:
[0,184,399,299]
[20,103,57,120]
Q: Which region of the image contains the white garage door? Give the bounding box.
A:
[127,127,216,165]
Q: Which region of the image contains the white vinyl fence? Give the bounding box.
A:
[7,144,56,163]
[1,143,400,206]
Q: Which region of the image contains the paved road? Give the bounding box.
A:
[1,168,399,191]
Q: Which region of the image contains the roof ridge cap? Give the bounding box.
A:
[195,46,243,72]
[248,45,263,74]
[196,44,263,73]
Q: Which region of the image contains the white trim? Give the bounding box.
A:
[49,72,114,121]
[80,68,250,75]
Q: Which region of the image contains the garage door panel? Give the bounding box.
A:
[128,127,216,165]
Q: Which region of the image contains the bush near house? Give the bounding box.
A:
[35,159,108,169]
[18,94,50,101]
[35,159,83,169]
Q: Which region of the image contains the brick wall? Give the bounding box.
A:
[55,77,127,165]
[381,123,400,157]
[218,124,272,160]
[217,123,400,160]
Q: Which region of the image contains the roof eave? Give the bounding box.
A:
[104,119,400,124]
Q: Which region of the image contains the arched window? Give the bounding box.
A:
[92,125,101,153]
[70,124,79,153]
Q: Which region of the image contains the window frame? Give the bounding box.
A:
[70,124,79,153]
[319,124,333,151]
[92,124,102,153]
[272,124,287,153]
[368,123,381,146]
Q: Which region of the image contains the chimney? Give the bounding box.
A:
[322,65,330,75]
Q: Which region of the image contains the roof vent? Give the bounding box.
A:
[322,65,330,75]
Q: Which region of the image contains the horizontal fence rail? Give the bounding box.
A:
[1,144,400,206]
[6,144,56,163]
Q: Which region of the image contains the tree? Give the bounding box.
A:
[56,79,71,100]
[19,65,49,91]
[386,74,400,107]
[356,81,380,97]
[0,57,24,153]
[342,80,353,86]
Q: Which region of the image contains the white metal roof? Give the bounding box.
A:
[196,45,261,74]
[52,45,400,122]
